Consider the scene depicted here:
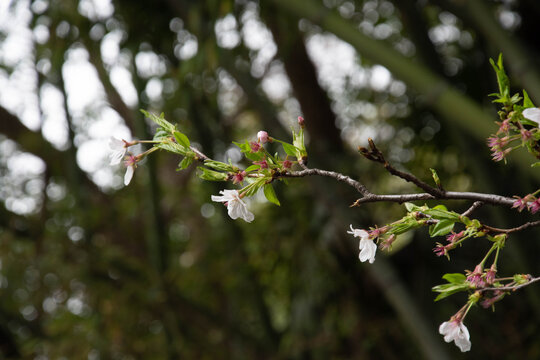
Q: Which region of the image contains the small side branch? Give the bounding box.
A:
[482,220,540,234]
[481,276,540,292]
[358,139,444,197]
[461,201,484,217]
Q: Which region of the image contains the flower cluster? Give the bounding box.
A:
[110,112,306,224]
[512,194,540,213]
[486,106,540,162]
[433,230,465,258]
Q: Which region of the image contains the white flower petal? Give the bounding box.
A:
[109,151,125,166]
[523,107,540,125]
[358,238,377,263]
[347,225,369,239]
[439,321,471,352]
[124,166,134,185]
[211,189,254,222]
[108,137,127,165]
[109,137,125,150]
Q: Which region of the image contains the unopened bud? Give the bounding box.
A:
[297,116,305,128]
[257,131,269,144]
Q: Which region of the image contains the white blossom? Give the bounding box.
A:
[348,225,376,264]
[124,164,135,185]
[109,137,127,165]
[211,189,254,222]
[439,320,471,352]
[522,107,540,126]
[123,154,138,186]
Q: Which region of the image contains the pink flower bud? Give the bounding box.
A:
[257,131,269,144]
[297,116,305,128]
[466,265,486,288]
[529,198,540,214]
[232,171,246,184]
[249,141,261,153]
[282,160,292,169]
[253,160,268,169]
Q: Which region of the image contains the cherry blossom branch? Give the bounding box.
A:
[280,168,515,207]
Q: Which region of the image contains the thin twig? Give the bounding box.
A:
[482,220,540,234]
[481,276,540,292]
[358,139,443,197]
[461,201,484,217]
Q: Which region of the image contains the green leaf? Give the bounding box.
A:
[489,54,509,97]
[272,139,298,157]
[156,141,188,155]
[204,160,234,172]
[244,151,264,162]
[233,141,250,153]
[433,284,469,301]
[153,128,169,140]
[523,90,535,108]
[429,168,442,189]
[531,162,540,168]
[197,167,228,181]
[263,184,280,206]
[177,156,194,170]
[424,208,460,221]
[292,128,307,156]
[244,165,259,173]
[432,274,469,301]
[442,273,466,284]
[404,202,421,212]
[241,178,265,197]
[429,219,455,237]
[174,131,190,148]
[141,110,175,133]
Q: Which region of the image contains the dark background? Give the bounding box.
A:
[1,0,540,358]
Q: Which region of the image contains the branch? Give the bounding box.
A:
[352,192,515,207]
[280,164,515,207]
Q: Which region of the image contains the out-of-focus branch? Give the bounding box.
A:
[269,0,494,142]
[441,0,540,103]
[82,36,137,132]
[0,106,62,163]
[262,5,344,155]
